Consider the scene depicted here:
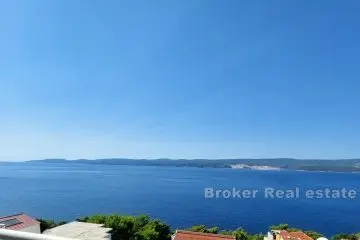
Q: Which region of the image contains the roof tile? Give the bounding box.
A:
[173,230,236,240]
[0,213,39,230]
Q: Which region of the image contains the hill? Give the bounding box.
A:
[26,158,360,172]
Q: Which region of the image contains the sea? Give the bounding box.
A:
[1,162,359,237]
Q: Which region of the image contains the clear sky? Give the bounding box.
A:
[1,0,359,161]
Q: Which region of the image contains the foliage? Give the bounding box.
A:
[304,231,324,240]
[78,214,171,240]
[189,224,322,240]
[199,226,253,240]
[206,227,220,234]
[219,230,234,236]
[249,233,264,240]
[136,219,171,240]
[270,224,289,230]
[233,227,249,240]
[187,225,219,234]
[36,218,67,233]
[38,217,360,240]
[331,233,359,240]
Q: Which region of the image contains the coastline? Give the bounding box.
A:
[230,164,281,170]
[2,158,360,173]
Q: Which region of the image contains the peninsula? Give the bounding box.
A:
[25,158,360,173]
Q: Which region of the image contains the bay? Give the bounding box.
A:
[1,162,359,237]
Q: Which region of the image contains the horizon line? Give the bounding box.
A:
[2,157,360,162]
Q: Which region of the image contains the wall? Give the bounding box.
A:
[19,224,41,234]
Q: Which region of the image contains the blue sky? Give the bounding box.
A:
[1,1,359,161]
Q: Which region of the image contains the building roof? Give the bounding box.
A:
[279,230,313,240]
[44,221,112,240]
[173,230,236,240]
[0,213,39,231]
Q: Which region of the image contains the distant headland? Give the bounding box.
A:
[24,158,360,173]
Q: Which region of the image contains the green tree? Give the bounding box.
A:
[270,224,289,230]
[233,227,249,240]
[187,225,218,234]
[136,224,159,240]
[331,233,358,240]
[134,215,150,231]
[79,214,171,240]
[188,225,207,233]
[137,219,171,240]
[219,230,234,236]
[304,231,324,240]
[207,227,219,234]
[249,234,264,240]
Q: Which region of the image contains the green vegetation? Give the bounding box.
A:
[36,218,67,233]
[38,216,360,240]
[331,233,360,240]
[268,224,324,240]
[304,231,324,240]
[187,225,255,240]
[77,214,171,240]
[187,225,219,234]
[269,223,289,230]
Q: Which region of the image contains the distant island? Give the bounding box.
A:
[25,158,360,173]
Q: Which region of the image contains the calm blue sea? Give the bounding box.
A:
[1,162,359,237]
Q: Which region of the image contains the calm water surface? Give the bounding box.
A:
[1,162,359,236]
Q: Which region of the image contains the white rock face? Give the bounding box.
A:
[230,164,280,170]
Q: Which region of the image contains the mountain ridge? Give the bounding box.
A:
[25,158,360,172]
